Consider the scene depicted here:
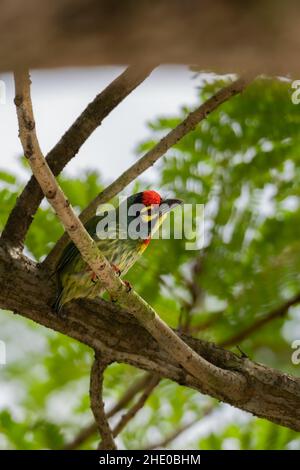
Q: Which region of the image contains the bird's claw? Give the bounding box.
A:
[91,272,97,284]
[123,280,132,293]
[112,264,121,276]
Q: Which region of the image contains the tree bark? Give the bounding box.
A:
[0,245,299,432]
[0,66,153,251]
[13,68,248,401]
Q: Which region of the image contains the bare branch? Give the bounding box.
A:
[64,423,96,451]
[1,65,153,251]
[178,257,204,334]
[74,364,158,449]
[220,292,300,348]
[64,372,153,449]
[145,403,214,450]
[44,75,253,269]
[146,419,199,450]
[112,375,160,437]
[11,70,300,434]
[13,70,248,401]
[190,312,224,334]
[90,353,116,450]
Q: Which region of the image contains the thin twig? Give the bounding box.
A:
[67,373,158,450]
[144,404,214,450]
[146,419,199,450]
[44,75,253,269]
[178,257,204,334]
[14,69,247,404]
[220,292,300,348]
[1,65,154,251]
[64,372,153,449]
[112,375,160,437]
[90,353,116,450]
[190,311,224,334]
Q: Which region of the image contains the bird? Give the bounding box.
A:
[53,190,182,312]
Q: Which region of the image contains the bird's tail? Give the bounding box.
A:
[52,289,64,314]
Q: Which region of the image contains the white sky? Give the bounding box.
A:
[0,65,199,185]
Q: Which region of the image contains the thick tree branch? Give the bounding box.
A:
[1,69,298,436]
[0,246,299,431]
[90,354,116,450]
[1,65,153,251]
[13,70,247,401]
[44,75,252,269]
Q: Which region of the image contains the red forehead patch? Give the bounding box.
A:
[142,190,161,206]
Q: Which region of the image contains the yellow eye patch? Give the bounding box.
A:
[148,212,167,236]
[140,205,159,223]
[141,213,158,222]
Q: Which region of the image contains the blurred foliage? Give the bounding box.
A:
[0,75,300,449]
[196,418,300,450]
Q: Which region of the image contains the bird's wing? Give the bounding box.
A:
[54,215,103,274]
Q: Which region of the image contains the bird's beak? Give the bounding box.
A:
[159,198,183,215]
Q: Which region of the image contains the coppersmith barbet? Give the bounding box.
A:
[53,191,182,312]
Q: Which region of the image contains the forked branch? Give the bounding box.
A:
[45,75,252,268]
[1,65,153,251]
[13,69,248,404]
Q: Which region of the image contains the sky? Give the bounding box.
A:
[0,65,199,186]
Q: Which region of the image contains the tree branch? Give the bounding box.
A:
[2,70,298,435]
[190,312,224,334]
[112,375,159,438]
[1,65,153,251]
[0,245,299,431]
[13,70,248,402]
[144,403,214,450]
[220,293,300,348]
[146,419,199,450]
[64,372,153,449]
[44,75,252,269]
[90,353,116,450]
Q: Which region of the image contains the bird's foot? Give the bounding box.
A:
[123,280,132,293]
[85,266,98,284]
[91,271,97,284]
[112,264,121,276]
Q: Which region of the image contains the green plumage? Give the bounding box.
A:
[53,191,181,312]
[53,214,146,312]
